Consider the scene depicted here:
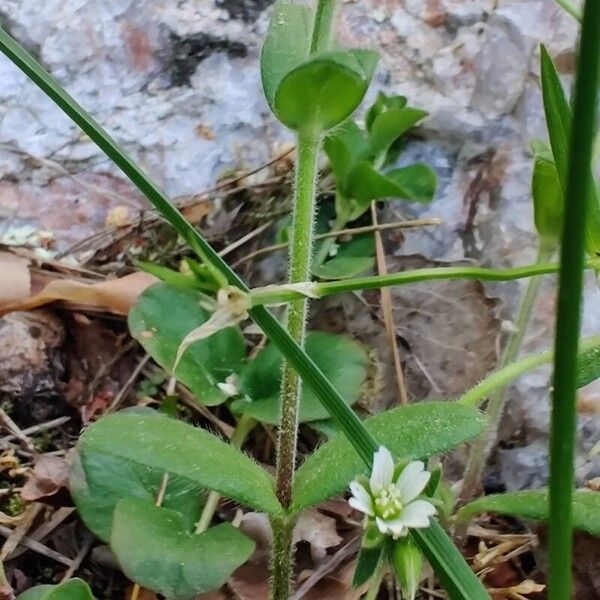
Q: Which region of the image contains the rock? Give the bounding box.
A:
[0,310,64,396]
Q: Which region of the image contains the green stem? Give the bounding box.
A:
[457,243,554,511]
[548,2,600,597]
[270,513,297,600]
[310,0,337,54]
[195,414,256,534]
[272,132,320,600]
[249,258,600,306]
[364,564,384,600]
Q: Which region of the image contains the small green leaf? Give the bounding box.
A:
[18,580,96,600]
[313,235,375,280]
[365,92,408,131]
[368,107,428,161]
[531,145,563,246]
[136,261,201,290]
[260,1,313,111]
[232,332,368,423]
[353,526,388,587]
[540,46,600,257]
[111,498,254,599]
[292,402,486,512]
[128,283,245,406]
[385,165,437,204]
[578,344,600,388]
[456,489,600,537]
[72,409,281,516]
[274,50,378,132]
[324,121,370,188]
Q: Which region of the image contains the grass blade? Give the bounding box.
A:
[0,28,488,598]
[546,3,600,598]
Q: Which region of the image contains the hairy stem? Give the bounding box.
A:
[195,415,256,534]
[456,243,553,517]
[271,132,320,599]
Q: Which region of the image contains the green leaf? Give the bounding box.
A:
[365,92,408,131]
[18,580,96,600]
[353,527,388,587]
[128,283,245,406]
[232,332,368,424]
[324,121,370,188]
[72,409,281,516]
[578,344,600,388]
[136,261,202,290]
[456,489,600,537]
[111,498,254,599]
[292,402,486,512]
[274,50,378,132]
[313,235,375,280]
[412,522,489,600]
[531,145,563,246]
[71,415,203,541]
[540,45,600,257]
[368,107,428,160]
[261,1,313,111]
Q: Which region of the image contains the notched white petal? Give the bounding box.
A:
[396,461,430,504]
[397,500,437,529]
[349,481,374,516]
[370,446,395,494]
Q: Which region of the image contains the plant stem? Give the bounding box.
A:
[310,0,337,54]
[195,414,256,534]
[365,564,385,600]
[249,257,600,306]
[272,131,320,599]
[548,1,600,597]
[457,243,553,512]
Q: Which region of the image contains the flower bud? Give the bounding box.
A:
[391,536,423,600]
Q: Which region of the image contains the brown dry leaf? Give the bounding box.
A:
[294,509,343,562]
[490,579,545,600]
[228,564,270,600]
[21,455,70,501]
[0,252,30,303]
[299,562,364,600]
[0,270,157,316]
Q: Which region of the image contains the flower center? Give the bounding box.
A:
[374,484,403,520]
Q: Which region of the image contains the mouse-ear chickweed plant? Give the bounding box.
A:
[3,0,600,599]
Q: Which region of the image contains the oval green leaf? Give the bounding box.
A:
[72,409,281,517]
[71,409,203,541]
[18,580,96,600]
[456,489,600,537]
[368,107,428,160]
[313,235,375,280]
[292,402,486,512]
[111,498,254,599]
[274,50,378,132]
[128,283,245,406]
[232,332,368,424]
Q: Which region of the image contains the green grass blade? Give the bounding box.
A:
[0,28,488,598]
[412,522,488,600]
[546,3,600,599]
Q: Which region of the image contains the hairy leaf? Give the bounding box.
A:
[111,499,254,599]
[292,402,486,512]
[457,489,600,537]
[73,409,281,516]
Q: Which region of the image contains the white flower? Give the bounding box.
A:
[348,447,437,539]
[217,374,239,398]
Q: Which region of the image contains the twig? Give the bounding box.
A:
[370,203,408,405]
[59,531,94,582]
[231,218,441,268]
[0,525,73,567]
[4,417,71,442]
[218,221,273,258]
[0,409,36,455]
[107,353,151,412]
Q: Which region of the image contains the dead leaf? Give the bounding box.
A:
[0,253,158,315]
[104,206,132,228]
[0,253,30,304]
[229,564,270,600]
[294,509,343,562]
[21,455,70,501]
